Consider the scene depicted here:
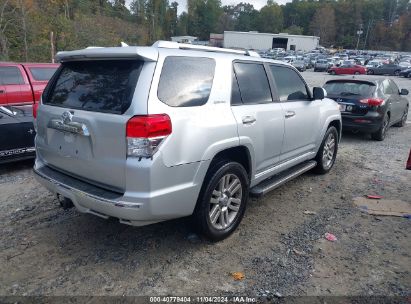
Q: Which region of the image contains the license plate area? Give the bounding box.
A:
[47,129,93,159]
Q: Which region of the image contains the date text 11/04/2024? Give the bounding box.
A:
[149,296,257,303]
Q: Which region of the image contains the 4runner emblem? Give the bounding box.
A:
[61,111,73,124]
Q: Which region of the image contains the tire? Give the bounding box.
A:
[314,126,338,174]
[193,160,249,241]
[330,70,336,75]
[314,68,318,72]
[354,71,360,75]
[371,113,390,141]
[368,70,374,75]
[394,70,400,76]
[394,106,408,127]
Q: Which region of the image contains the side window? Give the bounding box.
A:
[231,71,242,105]
[270,65,310,101]
[158,56,215,107]
[233,62,272,105]
[0,66,24,85]
[389,80,399,95]
[383,80,393,94]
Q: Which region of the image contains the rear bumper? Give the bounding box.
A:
[34,159,208,226]
[341,111,383,133]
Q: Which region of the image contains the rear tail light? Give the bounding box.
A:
[126,114,172,158]
[33,102,39,118]
[359,98,384,107]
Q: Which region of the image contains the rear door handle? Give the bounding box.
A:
[242,116,256,125]
[285,111,296,118]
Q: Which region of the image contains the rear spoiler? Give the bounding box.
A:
[55,46,158,63]
[325,79,376,86]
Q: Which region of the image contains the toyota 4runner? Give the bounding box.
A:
[34,41,341,241]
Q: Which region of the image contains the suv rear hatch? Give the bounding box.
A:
[323,80,377,116]
[35,47,157,192]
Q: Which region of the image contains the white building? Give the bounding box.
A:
[224,31,320,52]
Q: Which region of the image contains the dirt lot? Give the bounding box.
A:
[0,72,410,300]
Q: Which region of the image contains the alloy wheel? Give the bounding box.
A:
[322,133,336,170]
[401,109,408,124]
[209,174,242,230]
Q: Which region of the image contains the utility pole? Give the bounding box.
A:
[50,31,55,63]
[355,24,363,52]
[363,19,373,50]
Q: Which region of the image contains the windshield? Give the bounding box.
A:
[324,82,375,97]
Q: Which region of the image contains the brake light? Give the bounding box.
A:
[126,114,172,158]
[359,98,384,107]
[33,102,39,118]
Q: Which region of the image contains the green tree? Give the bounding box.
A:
[187,0,223,40]
[310,4,336,46]
[257,0,283,33]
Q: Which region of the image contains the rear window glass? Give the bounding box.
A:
[324,82,375,97]
[158,56,215,107]
[44,60,143,114]
[29,67,58,81]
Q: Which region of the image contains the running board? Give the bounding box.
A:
[250,160,317,198]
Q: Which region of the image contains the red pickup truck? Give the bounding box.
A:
[0,62,59,106]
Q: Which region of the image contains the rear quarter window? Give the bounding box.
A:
[157,56,215,107]
[29,67,58,81]
[43,60,143,114]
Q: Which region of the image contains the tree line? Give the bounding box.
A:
[1,0,410,62]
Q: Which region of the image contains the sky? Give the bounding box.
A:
[126,0,292,15]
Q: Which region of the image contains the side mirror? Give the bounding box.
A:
[400,89,409,96]
[313,87,326,100]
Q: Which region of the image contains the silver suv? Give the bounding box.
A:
[34,41,341,241]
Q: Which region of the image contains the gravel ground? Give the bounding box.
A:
[0,71,410,299]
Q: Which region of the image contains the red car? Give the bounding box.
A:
[328,64,367,75]
[0,62,59,106]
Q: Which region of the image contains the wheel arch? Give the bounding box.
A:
[328,119,342,142]
[208,146,252,181]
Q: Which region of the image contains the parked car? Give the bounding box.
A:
[314,59,329,72]
[0,62,59,106]
[398,61,411,69]
[323,79,409,141]
[366,64,404,76]
[292,60,306,72]
[33,41,341,241]
[0,105,35,163]
[328,64,367,75]
[365,60,382,68]
[399,68,411,78]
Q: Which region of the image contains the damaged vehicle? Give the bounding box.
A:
[33,41,341,241]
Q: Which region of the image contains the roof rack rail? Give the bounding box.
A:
[152,40,260,57]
